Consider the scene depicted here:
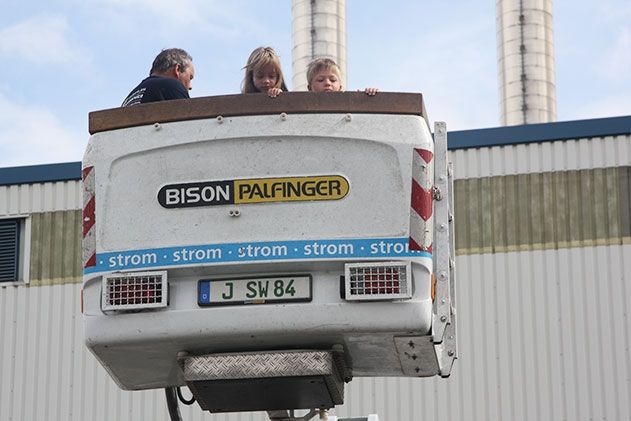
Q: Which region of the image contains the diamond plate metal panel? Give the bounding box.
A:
[182,350,346,413]
[182,350,334,381]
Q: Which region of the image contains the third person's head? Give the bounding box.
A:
[307,58,342,92]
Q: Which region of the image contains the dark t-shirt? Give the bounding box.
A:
[122,76,189,106]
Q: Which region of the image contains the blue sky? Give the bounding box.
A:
[0,0,629,167]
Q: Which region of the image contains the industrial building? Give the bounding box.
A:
[1,114,630,420]
[2,0,630,419]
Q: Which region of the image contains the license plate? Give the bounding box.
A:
[198,275,312,306]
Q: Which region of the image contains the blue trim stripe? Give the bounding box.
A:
[1,116,630,185]
[84,237,432,274]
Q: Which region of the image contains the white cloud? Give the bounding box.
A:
[602,27,631,81]
[370,20,498,130]
[561,93,631,121]
[599,0,631,21]
[0,94,85,167]
[0,15,85,66]
[107,0,210,26]
[83,0,263,39]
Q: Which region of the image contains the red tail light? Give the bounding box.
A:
[344,262,412,301]
[102,271,168,311]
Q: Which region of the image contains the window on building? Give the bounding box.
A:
[0,218,20,283]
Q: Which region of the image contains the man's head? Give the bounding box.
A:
[150,48,195,91]
[307,58,342,92]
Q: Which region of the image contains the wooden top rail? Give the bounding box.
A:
[88,92,428,134]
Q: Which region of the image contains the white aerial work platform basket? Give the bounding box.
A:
[82,92,456,416]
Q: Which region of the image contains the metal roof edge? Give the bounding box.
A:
[1,115,630,185]
[447,115,631,150]
[0,161,82,186]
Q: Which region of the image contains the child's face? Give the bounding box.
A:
[309,69,342,92]
[253,64,279,92]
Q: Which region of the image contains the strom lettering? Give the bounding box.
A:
[303,242,355,256]
[108,252,157,268]
[369,241,410,254]
[173,247,223,262]
[237,244,288,258]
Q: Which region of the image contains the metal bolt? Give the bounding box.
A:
[433,186,443,201]
[448,350,455,357]
[439,223,447,232]
[228,209,241,217]
[440,315,447,322]
[345,113,352,122]
[217,115,224,124]
[153,123,161,130]
[280,112,287,121]
[439,271,447,281]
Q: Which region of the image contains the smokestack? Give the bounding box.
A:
[291,0,347,91]
[497,0,557,125]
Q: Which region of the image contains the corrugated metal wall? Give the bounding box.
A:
[451,134,631,178]
[2,244,629,421]
[0,180,82,214]
[29,211,83,286]
[0,181,83,286]
[1,133,631,420]
[345,247,631,421]
[454,166,631,254]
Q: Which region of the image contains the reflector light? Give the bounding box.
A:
[344,262,412,301]
[102,270,167,311]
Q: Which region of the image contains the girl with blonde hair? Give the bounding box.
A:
[241,47,288,97]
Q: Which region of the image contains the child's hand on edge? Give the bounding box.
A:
[267,88,282,98]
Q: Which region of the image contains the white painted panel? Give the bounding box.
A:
[452,134,631,179]
[0,180,82,217]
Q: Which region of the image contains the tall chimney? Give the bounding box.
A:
[497,0,557,125]
[291,0,347,91]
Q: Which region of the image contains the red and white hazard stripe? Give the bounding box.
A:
[82,166,96,268]
[409,148,433,252]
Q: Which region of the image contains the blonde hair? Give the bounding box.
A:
[306,58,341,90]
[241,47,288,93]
